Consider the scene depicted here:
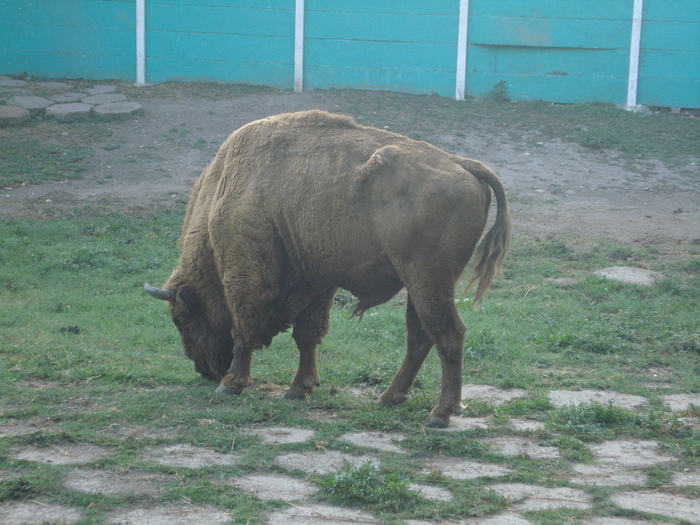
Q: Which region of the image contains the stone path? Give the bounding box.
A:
[0,76,142,124]
[1,386,699,524]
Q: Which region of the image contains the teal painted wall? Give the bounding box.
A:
[465,0,633,103]
[0,0,135,80]
[1,1,698,107]
[144,0,294,86]
[303,0,459,96]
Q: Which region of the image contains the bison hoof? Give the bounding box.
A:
[215,383,234,395]
[378,391,408,406]
[283,389,308,400]
[425,415,450,429]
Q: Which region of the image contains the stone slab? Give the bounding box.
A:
[338,431,407,453]
[267,504,379,525]
[594,266,663,286]
[5,95,53,113]
[663,393,700,412]
[549,389,648,410]
[221,473,319,501]
[106,505,232,525]
[49,92,85,103]
[93,101,143,118]
[420,457,512,480]
[0,105,30,126]
[86,84,117,94]
[12,444,111,465]
[462,384,528,405]
[0,501,82,525]
[141,444,240,468]
[243,426,315,444]
[490,483,593,511]
[611,491,700,522]
[63,468,167,496]
[0,76,27,87]
[46,103,93,121]
[81,93,127,105]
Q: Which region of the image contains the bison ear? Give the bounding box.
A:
[176,286,198,315]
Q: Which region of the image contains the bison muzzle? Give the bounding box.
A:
[146,110,511,428]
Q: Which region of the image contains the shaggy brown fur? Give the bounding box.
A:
[146,110,511,427]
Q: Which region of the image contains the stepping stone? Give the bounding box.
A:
[86,84,117,94]
[508,418,546,432]
[0,501,82,525]
[462,384,527,405]
[594,266,662,286]
[0,106,30,126]
[12,444,111,465]
[5,95,53,114]
[549,389,647,410]
[220,472,318,501]
[0,76,27,87]
[63,468,167,496]
[611,491,700,522]
[439,416,490,431]
[420,457,512,480]
[672,470,700,486]
[93,101,143,118]
[570,463,647,487]
[591,440,674,467]
[0,422,59,437]
[662,392,700,412]
[275,450,375,475]
[482,436,560,459]
[490,483,593,511]
[337,431,406,453]
[81,93,127,105]
[408,515,534,525]
[46,103,93,121]
[589,518,657,525]
[267,503,379,524]
[243,426,315,444]
[49,92,85,103]
[106,504,232,525]
[141,444,240,468]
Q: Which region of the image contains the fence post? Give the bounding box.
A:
[626,0,644,108]
[455,0,469,100]
[294,0,305,92]
[136,0,146,86]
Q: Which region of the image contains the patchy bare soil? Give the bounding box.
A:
[1,81,699,524]
[2,80,699,256]
[2,386,700,524]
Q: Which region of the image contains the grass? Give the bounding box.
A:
[0,82,699,523]
[1,208,698,523]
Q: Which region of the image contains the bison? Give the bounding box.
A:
[145,110,511,428]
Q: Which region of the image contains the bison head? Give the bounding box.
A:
[145,283,233,381]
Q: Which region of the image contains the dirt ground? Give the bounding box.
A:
[1,81,699,524]
[2,81,699,255]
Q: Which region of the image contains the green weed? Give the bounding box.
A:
[320,461,422,512]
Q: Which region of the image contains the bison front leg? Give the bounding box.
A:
[284,288,335,400]
[380,297,434,406]
[215,340,253,395]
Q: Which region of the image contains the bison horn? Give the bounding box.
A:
[144,283,176,301]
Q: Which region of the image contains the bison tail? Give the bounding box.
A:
[460,159,513,309]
